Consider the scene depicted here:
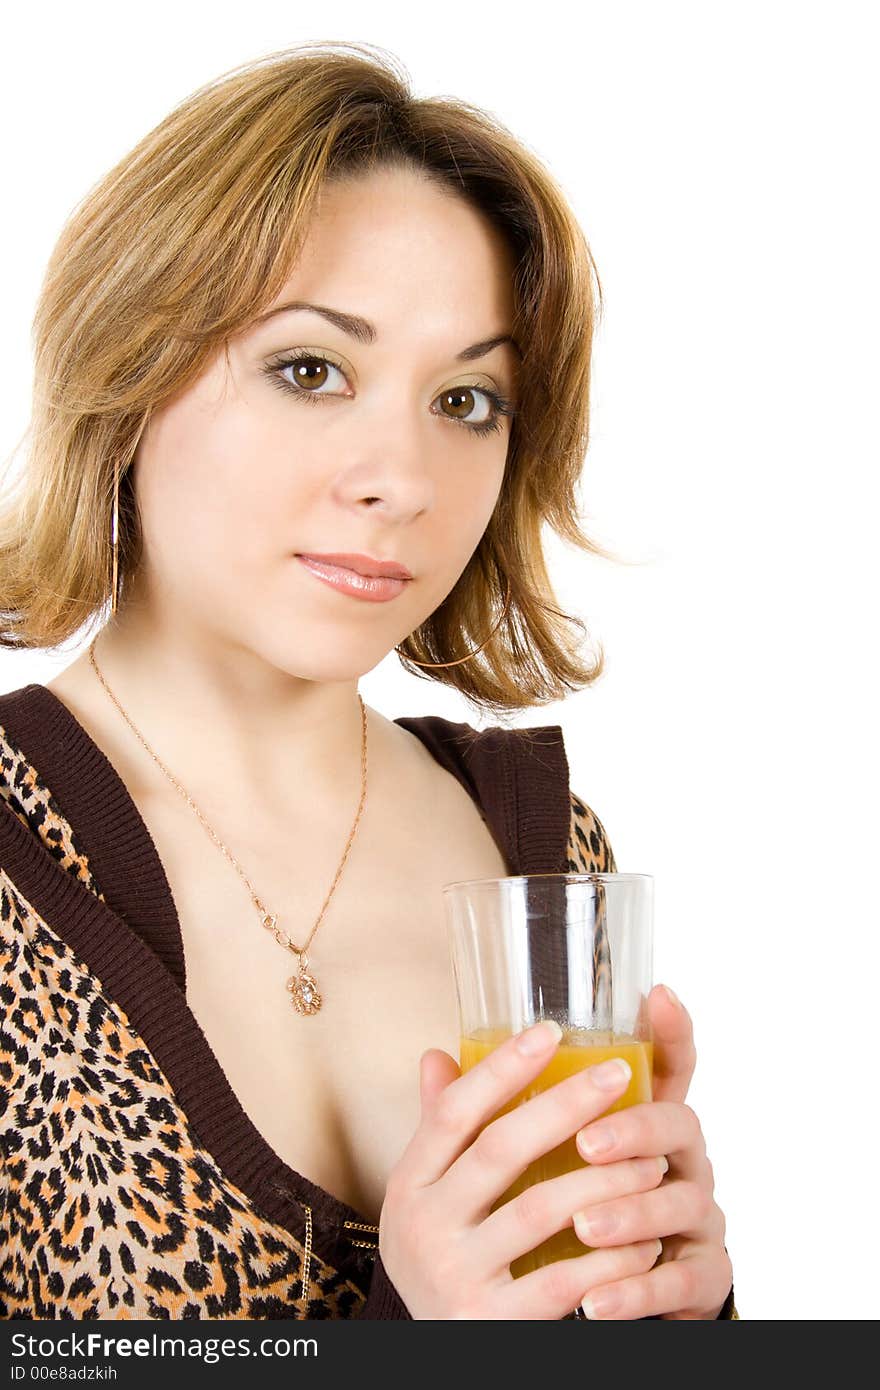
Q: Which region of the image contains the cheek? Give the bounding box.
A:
[445,450,506,541]
[429,458,506,589]
[135,397,291,565]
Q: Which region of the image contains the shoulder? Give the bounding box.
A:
[391,711,616,874]
[0,682,47,823]
[0,680,42,719]
[566,791,618,873]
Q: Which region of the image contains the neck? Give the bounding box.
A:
[88,601,368,823]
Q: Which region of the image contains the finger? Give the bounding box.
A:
[419,1049,461,1119]
[575,1101,709,1182]
[572,1177,711,1250]
[440,1054,635,1220]
[649,985,697,1105]
[400,1020,566,1184]
[495,1239,663,1321]
[478,1156,668,1273]
[580,1249,735,1320]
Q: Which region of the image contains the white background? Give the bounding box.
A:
[2,1,877,1320]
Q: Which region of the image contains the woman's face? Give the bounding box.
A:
[128,164,520,682]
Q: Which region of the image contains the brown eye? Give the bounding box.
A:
[266,353,513,438]
[269,353,349,397]
[288,357,330,389]
[437,387,496,427]
[440,388,477,420]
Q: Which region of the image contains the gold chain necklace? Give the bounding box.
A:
[87,637,367,1016]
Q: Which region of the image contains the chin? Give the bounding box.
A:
[245,625,391,684]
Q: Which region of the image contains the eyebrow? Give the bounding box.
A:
[252,299,523,362]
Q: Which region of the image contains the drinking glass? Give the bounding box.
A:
[443,873,653,1276]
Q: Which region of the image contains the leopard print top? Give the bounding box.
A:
[0,686,620,1320]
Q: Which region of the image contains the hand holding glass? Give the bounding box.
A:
[444,873,653,1276]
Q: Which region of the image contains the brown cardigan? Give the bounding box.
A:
[0,682,734,1320]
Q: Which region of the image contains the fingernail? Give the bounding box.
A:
[581,1287,621,1319]
[516,1019,563,1055]
[573,1209,619,1242]
[590,1058,631,1091]
[657,1156,669,1175]
[662,984,680,1008]
[577,1124,615,1158]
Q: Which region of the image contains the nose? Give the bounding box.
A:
[331,414,436,526]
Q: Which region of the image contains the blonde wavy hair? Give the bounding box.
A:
[0,40,621,713]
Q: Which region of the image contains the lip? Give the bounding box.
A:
[296,552,413,580]
[295,555,411,603]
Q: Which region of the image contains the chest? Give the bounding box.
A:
[136,765,510,1225]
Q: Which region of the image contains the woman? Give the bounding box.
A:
[0,42,735,1320]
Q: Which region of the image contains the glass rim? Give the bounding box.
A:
[442,872,653,894]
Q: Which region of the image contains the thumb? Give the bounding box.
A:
[419,1048,461,1120]
[648,984,697,1104]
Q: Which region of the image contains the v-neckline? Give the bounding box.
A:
[0,681,570,1267]
[0,682,390,1259]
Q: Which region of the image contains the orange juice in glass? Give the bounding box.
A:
[444,874,653,1278]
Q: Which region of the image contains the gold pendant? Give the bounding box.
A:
[287,967,322,1015]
